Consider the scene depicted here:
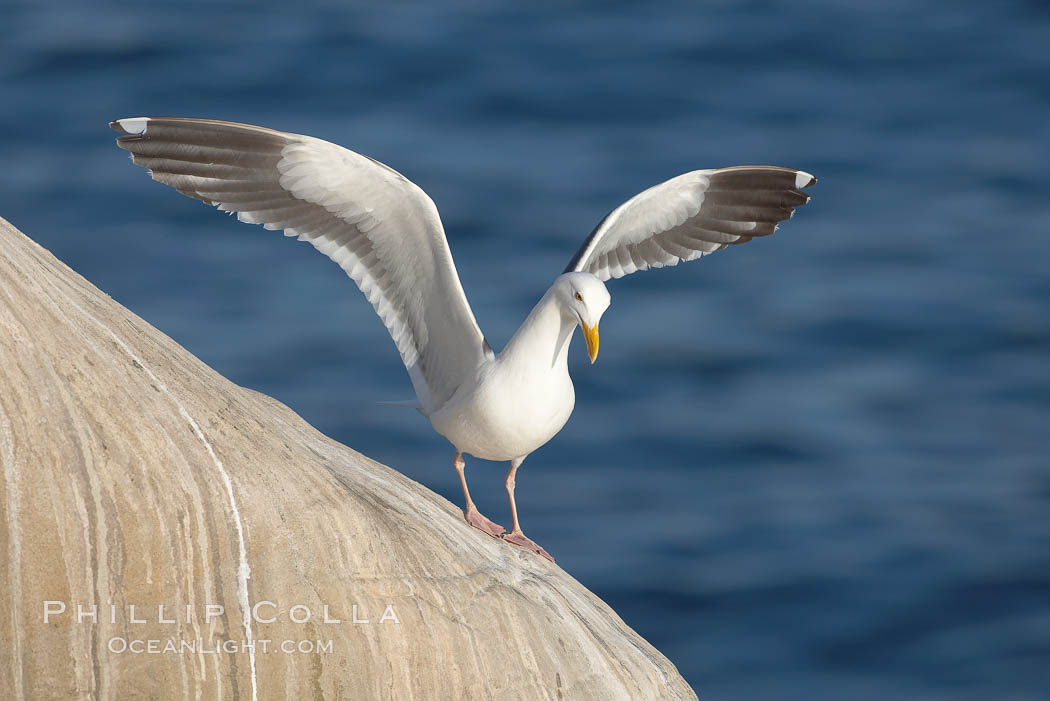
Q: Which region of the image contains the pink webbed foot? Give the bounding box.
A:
[464,505,506,539]
[503,530,555,563]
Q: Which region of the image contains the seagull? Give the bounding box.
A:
[111,117,816,563]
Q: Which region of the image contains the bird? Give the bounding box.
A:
[110,116,816,563]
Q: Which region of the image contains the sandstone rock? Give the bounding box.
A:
[0,216,696,700]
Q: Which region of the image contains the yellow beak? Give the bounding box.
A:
[581,322,600,364]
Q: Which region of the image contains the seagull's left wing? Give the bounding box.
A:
[111,117,491,414]
[565,166,816,280]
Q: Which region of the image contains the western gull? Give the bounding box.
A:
[110,117,816,563]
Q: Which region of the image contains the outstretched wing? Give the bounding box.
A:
[112,116,491,414]
[565,166,816,280]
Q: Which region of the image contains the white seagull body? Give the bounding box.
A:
[112,116,816,562]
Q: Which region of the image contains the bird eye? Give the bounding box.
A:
[575,292,583,302]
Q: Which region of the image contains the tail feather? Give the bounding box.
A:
[377,399,424,413]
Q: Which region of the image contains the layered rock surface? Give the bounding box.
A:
[0,217,695,700]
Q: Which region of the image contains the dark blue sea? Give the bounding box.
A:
[2,1,1048,698]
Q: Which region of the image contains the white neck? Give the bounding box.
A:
[498,287,577,371]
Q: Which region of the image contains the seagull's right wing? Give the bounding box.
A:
[112,117,491,414]
[565,166,816,280]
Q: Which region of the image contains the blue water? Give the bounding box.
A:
[3,2,1048,698]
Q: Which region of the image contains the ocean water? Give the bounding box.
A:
[2,1,1048,698]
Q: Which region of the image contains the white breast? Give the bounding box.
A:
[428,357,575,462]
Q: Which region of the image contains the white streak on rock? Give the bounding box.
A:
[0,406,25,701]
[63,302,258,701]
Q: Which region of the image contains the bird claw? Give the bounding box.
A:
[464,506,506,539]
[503,530,555,563]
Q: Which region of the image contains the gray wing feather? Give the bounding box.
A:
[112,116,491,414]
[566,166,817,280]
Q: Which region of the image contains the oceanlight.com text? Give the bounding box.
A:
[107,637,335,655]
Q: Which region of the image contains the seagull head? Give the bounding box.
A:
[555,272,610,364]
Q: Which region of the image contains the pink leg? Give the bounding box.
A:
[501,457,555,563]
[453,451,505,539]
